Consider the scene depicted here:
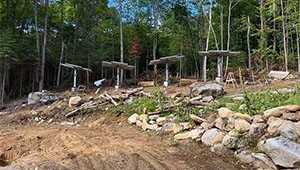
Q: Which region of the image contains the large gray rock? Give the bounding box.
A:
[188,128,205,139]
[201,128,225,146]
[235,149,253,164]
[190,82,224,97]
[249,123,267,137]
[251,153,278,170]
[263,136,300,168]
[222,134,238,149]
[278,121,299,140]
[28,92,59,105]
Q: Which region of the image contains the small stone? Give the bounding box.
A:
[128,113,140,124]
[139,114,148,123]
[31,110,38,115]
[149,120,156,125]
[218,107,233,118]
[188,128,205,139]
[224,117,235,131]
[235,118,250,132]
[278,120,298,140]
[201,128,225,146]
[201,122,213,130]
[235,149,253,164]
[206,113,218,123]
[156,117,167,126]
[136,120,142,127]
[179,122,191,130]
[190,114,207,124]
[149,114,160,121]
[228,129,241,137]
[264,106,286,118]
[249,123,267,137]
[174,132,190,140]
[69,96,82,108]
[226,103,235,108]
[233,113,252,122]
[159,123,182,134]
[202,96,214,103]
[252,153,278,170]
[48,119,53,124]
[215,117,227,130]
[35,117,40,122]
[146,124,158,131]
[253,115,266,123]
[267,117,284,136]
[238,104,247,110]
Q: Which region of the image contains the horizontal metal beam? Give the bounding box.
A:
[148,55,185,65]
[198,50,239,57]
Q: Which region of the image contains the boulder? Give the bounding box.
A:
[201,128,225,146]
[235,118,250,132]
[159,123,182,134]
[263,136,300,168]
[278,121,298,140]
[251,153,278,170]
[190,82,224,97]
[222,134,238,149]
[295,122,300,136]
[235,149,254,164]
[28,92,59,105]
[188,128,205,139]
[211,143,233,154]
[218,107,233,118]
[174,132,190,140]
[128,113,139,124]
[139,114,148,123]
[267,117,284,136]
[249,123,267,137]
[69,96,82,108]
[264,106,286,118]
[179,122,191,130]
[285,105,300,112]
[156,117,167,126]
[233,113,252,122]
[142,123,158,131]
[282,112,300,121]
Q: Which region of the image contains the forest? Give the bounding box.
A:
[0,0,299,105]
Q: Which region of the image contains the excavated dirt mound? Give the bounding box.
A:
[0,114,246,170]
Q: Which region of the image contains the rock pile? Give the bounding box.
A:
[128,105,300,169]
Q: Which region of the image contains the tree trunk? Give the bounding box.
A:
[273,1,277,51]
[203,1,212,82]
[280,0,288,71]
[225,0,233,77]
[153,1,158,74]
[57,41,64,87]
[296,8,300,72]
[1,59,7,106]
[39,0,49,91]
[119,0,124,83]
[247,16,251,69]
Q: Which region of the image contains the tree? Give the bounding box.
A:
[129,35,142,78]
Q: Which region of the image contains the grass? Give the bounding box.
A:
[218,84,300,115]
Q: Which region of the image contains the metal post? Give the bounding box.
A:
[216,56,223,83]
[164,63,169,87]
[72,69,77,91]
[116,67,120,89]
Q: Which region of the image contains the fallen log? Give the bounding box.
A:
[104,92,118,106]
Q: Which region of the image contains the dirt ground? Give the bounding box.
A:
[0,79,296,170]
[0,113,247,170]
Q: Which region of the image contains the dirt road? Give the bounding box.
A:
[0,114,244,170]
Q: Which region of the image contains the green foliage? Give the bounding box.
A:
[219,85,300,115]
[125,96,158,115]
